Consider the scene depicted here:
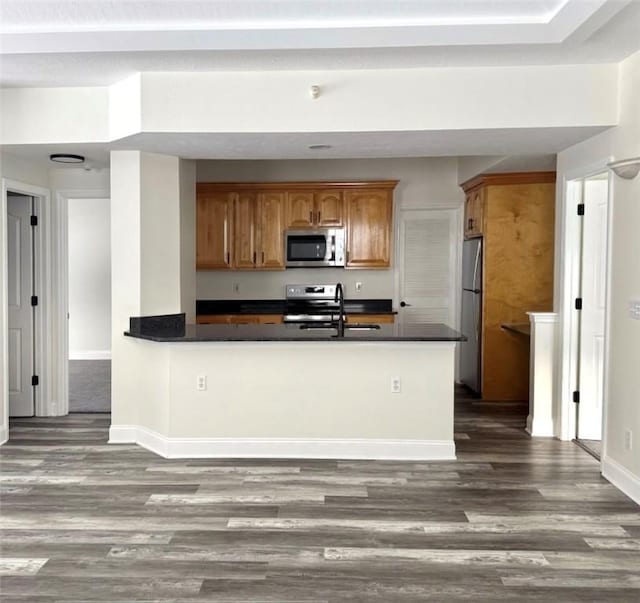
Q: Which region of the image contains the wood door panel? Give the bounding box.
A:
[196,192,233,270]
[234,192,257,269]
[316,190,344,227]
[258,192,286,270]
[286,191,315,229]
[346,189,392,268]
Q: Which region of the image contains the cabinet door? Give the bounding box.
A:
[196,192,233,269]
[345,189,392,268]
[464,189,484,238]
[258,192,286,270]
[286,191,315,228]
[233,191,258,269]
[316,190,344,227]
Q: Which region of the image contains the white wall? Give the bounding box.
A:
[196,157,463,300]
[0,87,109,144]
[68,198,111,359]
[141,65,617,133]
[555,50,640,501]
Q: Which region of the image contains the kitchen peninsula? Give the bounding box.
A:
[110,314,464,461]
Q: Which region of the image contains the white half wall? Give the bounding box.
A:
[110,339,456,460]
[68,198,111,359]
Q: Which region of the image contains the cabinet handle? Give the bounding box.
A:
[253,251,256,264]
[261,251,265,264]
[468,218,474,230]
[317,211,321,223]
[309,211,313,223]
[226,252,230,265]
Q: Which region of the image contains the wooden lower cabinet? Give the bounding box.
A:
[461,172,556,401]
[197,314,284,325]
[345,314,394,324]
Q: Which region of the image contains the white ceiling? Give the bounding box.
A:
[0,126,608,168]
[0,1,634,167]
[1,0,639,87]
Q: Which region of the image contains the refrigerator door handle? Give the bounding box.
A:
[472,241,481,291]
[474,302,479,342]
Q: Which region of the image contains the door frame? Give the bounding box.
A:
[556,160,614,459]
[55,188,111,417]
[2,178,51,429]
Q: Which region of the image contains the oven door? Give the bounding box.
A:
[286,230,334,267]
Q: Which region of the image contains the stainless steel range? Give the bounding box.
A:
[284,284,341,325]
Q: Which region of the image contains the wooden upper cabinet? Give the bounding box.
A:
[197,181,396,271]
[285,190,344,229]
[286,191,315,229]
[345,188,393,268]
[196,191,233,270]
[464,188,484,239]
[257,192,286,269]
[233,191,258,270]
[316,190,343,227]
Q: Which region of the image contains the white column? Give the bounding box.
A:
[526,312,558,437]
[110,151,195,429]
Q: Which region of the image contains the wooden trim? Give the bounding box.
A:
[461,172,556,193]
[197,181,399,192]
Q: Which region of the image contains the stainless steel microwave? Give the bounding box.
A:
[285,228,345,268]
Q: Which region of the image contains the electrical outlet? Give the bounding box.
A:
[391,377,401,394]
[625,430,633,451]
[196,375,207,391]
[355,282,363,292]
[629,299,640,320]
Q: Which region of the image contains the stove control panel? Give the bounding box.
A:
[286,284,337,300]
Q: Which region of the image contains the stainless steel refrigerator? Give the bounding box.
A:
[460,238,482,395]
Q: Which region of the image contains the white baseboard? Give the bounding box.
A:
[69,350,111,360]
[526,414,555,438]
[109,425,456,461]
[0,425,8,446]
[602,455,640,506]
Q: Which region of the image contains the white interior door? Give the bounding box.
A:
[7,194,35,417]
[577,176,609,441]
[397,209,460,328]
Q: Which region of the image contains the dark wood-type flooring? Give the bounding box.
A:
[1,391,639,602]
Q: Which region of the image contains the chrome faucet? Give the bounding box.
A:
[334,282,345,337]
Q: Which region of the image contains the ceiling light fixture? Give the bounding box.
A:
[308,144,332,150]
[607,157,640,180]
[49,153,85,164]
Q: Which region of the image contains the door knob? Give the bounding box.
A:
[400,301,412,307]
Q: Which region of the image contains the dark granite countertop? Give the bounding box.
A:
[125,321,464,343]
[196,299,395,315]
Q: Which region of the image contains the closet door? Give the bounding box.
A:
[396,209,460,328]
